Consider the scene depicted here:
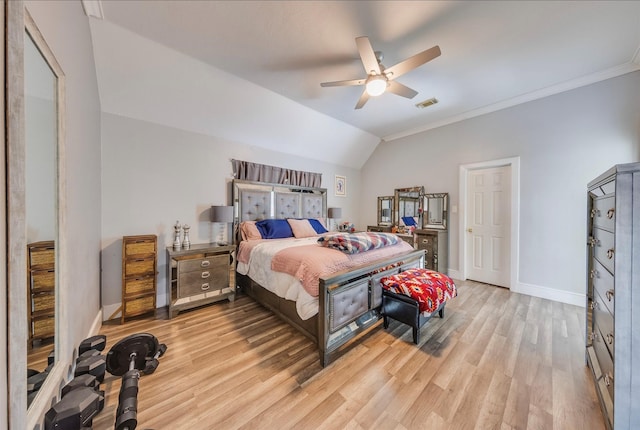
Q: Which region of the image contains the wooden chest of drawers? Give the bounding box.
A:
[27,241,55,346]
[166,243,235,319]
[586,162,640,429]
[121,235,157,324]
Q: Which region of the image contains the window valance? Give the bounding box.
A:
[231,159,322,188]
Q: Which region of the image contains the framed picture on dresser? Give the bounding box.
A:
[335,175,346,196]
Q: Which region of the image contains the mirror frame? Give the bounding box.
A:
[423,193,449,230]
[377,196,394,226]
[7,2,69,427]
[394,186,424,228]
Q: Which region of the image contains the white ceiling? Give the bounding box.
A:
[92,0,640,143]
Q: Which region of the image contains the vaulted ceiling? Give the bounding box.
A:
[86,1,640,167]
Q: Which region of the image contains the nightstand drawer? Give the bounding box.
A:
[178,271,228,298]
[123,275,155,296]
[179,254,228,273]
[592,195,615,232]
[124,257,155,277]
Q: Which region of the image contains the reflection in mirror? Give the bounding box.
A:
[377,196,394,225]
[24,24,59,408]
[423,193,448,230]
[394,186,424,231]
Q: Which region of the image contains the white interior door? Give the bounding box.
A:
[466,165,511,287]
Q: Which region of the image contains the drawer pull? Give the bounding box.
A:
[606,333,614,345]
[588,237,597,247]
[590,301,598,310]
[589,331,598,342]
[201,283,210,291]
[590,208,597,218]
[201,260,211,268]
[201,271,210,279]
[606,248,614,259]
[606,208,615,219]
[604,372,613,387]
[605,289,614,301]
[590,269,598,279]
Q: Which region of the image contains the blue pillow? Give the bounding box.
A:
[255,219,294,239]
[402,216,417,227]
[308,218,328,234]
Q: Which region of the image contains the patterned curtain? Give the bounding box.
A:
[231,159,322,188]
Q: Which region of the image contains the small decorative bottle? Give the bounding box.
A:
[182,224,191,249]
[173,221,181,251]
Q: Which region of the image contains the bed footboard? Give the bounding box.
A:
[238,249,425,367]
[317,249,425,366]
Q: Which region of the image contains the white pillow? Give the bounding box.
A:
[287,219,318,238]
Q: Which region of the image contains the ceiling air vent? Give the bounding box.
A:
[415,97,438,109]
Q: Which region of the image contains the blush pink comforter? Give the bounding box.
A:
[271,241,414,297]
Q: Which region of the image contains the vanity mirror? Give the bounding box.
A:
[7,2,68,426]
[423,193,448,230]
[394,186,424,228]
[377,196,394,226]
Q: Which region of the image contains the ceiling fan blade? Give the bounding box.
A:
[355,90,370,109]
[356,36,381,75]
[320,78,366,87]
[385,45,441,80]
[387,81,418,99]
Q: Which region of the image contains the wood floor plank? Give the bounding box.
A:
[59,280,607,430]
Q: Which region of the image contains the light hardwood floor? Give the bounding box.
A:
[85,280,604,429]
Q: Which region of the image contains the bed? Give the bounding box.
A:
[233,180,425,366]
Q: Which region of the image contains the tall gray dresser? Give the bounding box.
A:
[586,162,640,429]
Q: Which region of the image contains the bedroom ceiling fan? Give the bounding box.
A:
[320,36,441,109]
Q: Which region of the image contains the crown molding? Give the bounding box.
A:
[383,61,640,142]
[81,0,104,19]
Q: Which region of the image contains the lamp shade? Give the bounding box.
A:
[210,205,233,223]
[328,207,342,219]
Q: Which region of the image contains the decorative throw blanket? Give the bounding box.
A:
[380,268,457,314]
[317,232,398,254]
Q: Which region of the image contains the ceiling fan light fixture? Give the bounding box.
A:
[365,76,388,97]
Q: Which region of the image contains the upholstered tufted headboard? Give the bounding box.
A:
[232,180,327,242]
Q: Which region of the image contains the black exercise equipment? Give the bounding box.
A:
[44,387,104,430]
[61,373,100,397]
[76,348,100,364]
[106,333,167,430]
[75,354,106,383]
[48,348,55,365]
[78,334,106,355]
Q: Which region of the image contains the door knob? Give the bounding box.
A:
[467,228,473,233]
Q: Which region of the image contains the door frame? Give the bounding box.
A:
[459,157,520,289]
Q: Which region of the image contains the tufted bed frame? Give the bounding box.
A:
[232,180,425,366]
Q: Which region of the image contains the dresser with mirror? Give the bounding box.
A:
[415,193,449,273]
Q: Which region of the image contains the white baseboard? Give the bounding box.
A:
[102,302,121,322]
[88,308,103,336]
[513,281,585,307]
[446,268,462,280]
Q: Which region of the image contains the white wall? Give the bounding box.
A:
[100,112,361,317]
[361,70,640,302]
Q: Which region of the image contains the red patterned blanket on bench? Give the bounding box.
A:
[380,268,457,314]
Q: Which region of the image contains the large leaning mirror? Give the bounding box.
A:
[394,186,424,229]
[423,193,448,230]
[377,196,394,226]
[7,3,67,425]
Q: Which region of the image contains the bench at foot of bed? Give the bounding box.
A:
[382,290,445,344]
[379,268,457,344]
